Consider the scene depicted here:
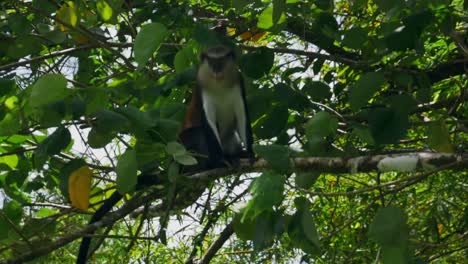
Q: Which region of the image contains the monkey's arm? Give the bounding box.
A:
[239,78,255,162]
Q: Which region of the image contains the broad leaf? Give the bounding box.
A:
[29,74,69,107]
[258,6,286,29]
[116,149,138,194]
[239,47,274,79]
[134,23,169,67]
[68,166,93,211]
[369,206,409,247]
[349,72,385,111]
[305,111,338,139]
[97,0,113,21]
[427,120,454,153]
[33,126,72,168]
[253,144,290,174]
[242,171,285,220]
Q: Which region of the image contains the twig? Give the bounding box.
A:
[198,221,234,264]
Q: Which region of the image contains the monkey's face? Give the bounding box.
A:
[199,46,237,81]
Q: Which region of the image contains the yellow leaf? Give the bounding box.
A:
[69,165,92,211]
[70,32,91,44]
[56,2,78,32]
[427,120,454,153]
[437,223,443,235]
[251,31,267,42]
[239,31,253,40]
[226,27,236,36]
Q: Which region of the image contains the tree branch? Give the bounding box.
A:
[2,152,466,263]
[1,187,165,264]
[188,152,468,181]
[198,221,234,264]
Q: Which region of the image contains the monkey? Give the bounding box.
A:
[76,45,254,263]
[179,45,254,169]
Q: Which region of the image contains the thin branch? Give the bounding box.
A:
[0,45,96,72]
[1,187,165,264]
[198,221,234,264]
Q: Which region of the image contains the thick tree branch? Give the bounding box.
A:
[189,152,468,181]
[2,152,466,263]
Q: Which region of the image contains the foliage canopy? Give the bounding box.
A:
[0,0,467,263]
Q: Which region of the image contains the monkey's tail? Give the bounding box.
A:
[76,191,123,264]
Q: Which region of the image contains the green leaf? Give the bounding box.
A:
[272,0,286,25]
[369,206,409,247]
[174,154,198,166]
[254,105,288,139]
[342,27,367,49]
[374,0,404,12]
[167,162,180,183]
[295,172,320,189]
[240,47,274,79]
[43,30,66,44]
[253,211,276,250]
[258,6,286,29]
[97,0,113,21]
[310,12,338,48]
[303,81,332,101]
[29,74,69,107]
[369,206,409,264]
[0,200,23,240]
[56,2,78,30]
[349,72,385,111]
[381,246,408,264]
[427,120,454,153]
[288,208,320,254]
[135,142,166,167]
[0,155,19,169]
[0,111,21,136]
[305,111,338,139]
[233,210,256,241]
[115,106,156,131]
[174,48,192,73]
[352,124,375,145]
[134,23,169,67]
[93,109,130,133]
[8,14,33,35]
[33,126,71,168]
[301,209,320,249]
[4,200,23,224]
[315,0,332,9]
[7,35,43,59]
[155,119,181,142]
[385,27,415,51]
[368,107,408,145]
[0,79,16,96]
[165,141,186,156]
[253,144,290,174]
[242,171,285,220]
[87,127,115,148]
[116,149,138,194]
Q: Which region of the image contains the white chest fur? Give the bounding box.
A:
[201,82,248,154]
